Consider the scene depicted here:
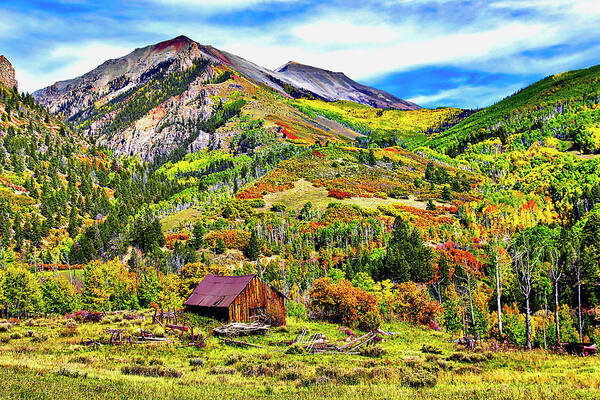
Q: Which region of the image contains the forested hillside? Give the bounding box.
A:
[2,53,600,360]
[422,64,600,156]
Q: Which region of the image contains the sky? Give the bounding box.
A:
[2,0,600,108]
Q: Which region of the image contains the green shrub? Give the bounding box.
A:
[121,365,182,378]
[400,369,437,388]
[286,301,307,320]
[503,305,526,346]
[57,367,87,379]
[279,366,302,380]
[30,333,49,343]
[189,358,204,367]
[271,202,286,212]
[224,353,245,366]
[285,344,306,355]
[248,199,265,208]
[421,344,443,354]
[447,352,491,363]
[69,355,95,364]
[454,365,483,375]
[425,354,449,370]
[358,310,382,331]
[359,345,387,358]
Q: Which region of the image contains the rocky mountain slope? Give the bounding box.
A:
[33,36,418,162]
[0,56,18,91]
[276,61,419,110]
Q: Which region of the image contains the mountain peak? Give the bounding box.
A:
[0,55,18,91]
[276,61,343,75]
[152,35,195,53]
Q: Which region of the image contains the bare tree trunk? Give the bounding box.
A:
[495,261,503,335]
[466,269,475,335]
[554,280,560,345]
[524,294,532,350]
[577,270,583,342]
[64,252,72,285]
[512,233,535,351]
[543,295,548,349]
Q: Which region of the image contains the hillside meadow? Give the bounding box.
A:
[0,313,599,400]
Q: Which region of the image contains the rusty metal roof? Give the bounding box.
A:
[184,274,257,308]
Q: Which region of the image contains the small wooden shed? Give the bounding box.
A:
[184,274,286,326]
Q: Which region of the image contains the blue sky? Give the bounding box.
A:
[2,0,600,108]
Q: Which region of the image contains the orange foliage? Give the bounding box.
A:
[0,177,28,193]
[437,241,483,275]
[393,204,454,229]
[321,204,362,224]
[386,281,442,325]
[165,233,190,250]
[236,159,301,199]
[309,277,381,330]
[204,229,251,250]
[29,263,85,271]
[328,188,353,199]
[519,199,538,214]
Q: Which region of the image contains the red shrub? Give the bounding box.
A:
[328,189,353,200]
[70,310,104,323]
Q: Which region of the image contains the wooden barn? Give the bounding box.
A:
[184,274,286,326]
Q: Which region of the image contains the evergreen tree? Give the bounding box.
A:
[443,285,462,333]
[190,222,206,250]
[246,229,261,261]
[367,149,377,166]
[379,217,433,283]
[216,238,226,254]
[442,185,452,201]
[426,199,437,211]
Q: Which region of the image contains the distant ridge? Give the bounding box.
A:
[276,61,420,110]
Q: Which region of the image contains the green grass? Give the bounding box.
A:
[288,99,463,147]
[0,313,599,399]
[260,178,435,212]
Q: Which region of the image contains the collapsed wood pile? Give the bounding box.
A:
[559,342,597,356]
[213,322,271,337]
[294,328,397,354]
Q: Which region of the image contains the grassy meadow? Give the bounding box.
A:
[0,313,599,400]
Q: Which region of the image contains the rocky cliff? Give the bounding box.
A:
[0,56,18,90]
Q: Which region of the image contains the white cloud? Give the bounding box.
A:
[219,19,556,80]
[0,14,15,36]
[490,0,600,14]
[408,82,525,108]
[147,0,295,11]
[7,0,600,100]
[138,9,560,81]
[292,18,405,46]
[15,42,133,93]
